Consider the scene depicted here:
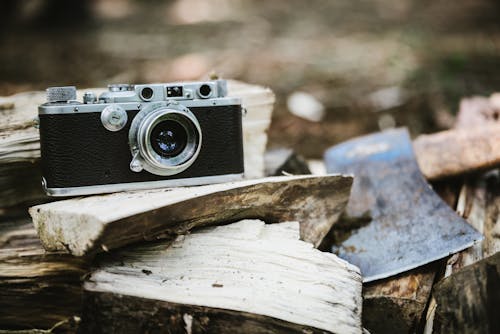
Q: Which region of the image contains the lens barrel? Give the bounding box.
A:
[129,105,202,176]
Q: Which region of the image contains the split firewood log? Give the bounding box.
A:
[227,80,275,179]
[81,220,363,334]
[424,172,500,334]
[0,92,47,209]
[432,252,500,334]
[413,123,500,181]
[455,173,500,262]
[0,219,88,331]
[415,93,500,181]
[362,264,438,334]
[423,97,500,333]
[30,174,353,256]
[450,95,500,264]
[0,80,274,210]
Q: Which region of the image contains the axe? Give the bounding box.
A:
[324,123,500,282]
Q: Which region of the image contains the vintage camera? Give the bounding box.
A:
[38,80,244,196]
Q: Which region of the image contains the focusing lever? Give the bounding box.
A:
[130,151,144,173]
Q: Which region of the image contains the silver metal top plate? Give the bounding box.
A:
[38,97,242,115]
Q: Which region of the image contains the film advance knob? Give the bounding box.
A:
[46,86,77,103]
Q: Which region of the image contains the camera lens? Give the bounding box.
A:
[150,120,187,157]
[131,106,202,176]
[140,87,154,100]
[198,84,212,98]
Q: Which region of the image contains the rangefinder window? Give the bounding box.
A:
[140,87,154,100]
[167,86,183,98]
[198,84,212,98]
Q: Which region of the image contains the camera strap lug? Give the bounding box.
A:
[32,117,40,129]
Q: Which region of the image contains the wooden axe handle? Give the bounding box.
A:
[413,123,500,180]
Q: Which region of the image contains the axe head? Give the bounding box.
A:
[324,128,482,282]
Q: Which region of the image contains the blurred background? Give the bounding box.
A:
[1,0,499,158]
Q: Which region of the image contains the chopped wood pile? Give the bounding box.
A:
[0,83,499,334]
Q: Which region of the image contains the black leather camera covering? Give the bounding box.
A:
[39,105,244,188]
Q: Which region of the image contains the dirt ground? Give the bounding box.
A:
[1,0,500,157]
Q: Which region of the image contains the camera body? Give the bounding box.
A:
[38,80,244,196]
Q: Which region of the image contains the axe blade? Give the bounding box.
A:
[325,128,483,282]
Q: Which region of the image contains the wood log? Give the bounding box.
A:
[0,80,274,209]
[413,123,500,180]
[0,92,48,209]
[228,80,275,179]
[81,220,363,334]
[452,95,500,260]
[415,93,500,181]
[0,161,47,210]
[424,174,498,333]
[423,94,500,332]
[424,171,500,334]
[0,219,88,331]
[432,252,500,334]
[30,174,352,256]
[455,172,500,262]
[362,264,438,334]
[422,95,500,334]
